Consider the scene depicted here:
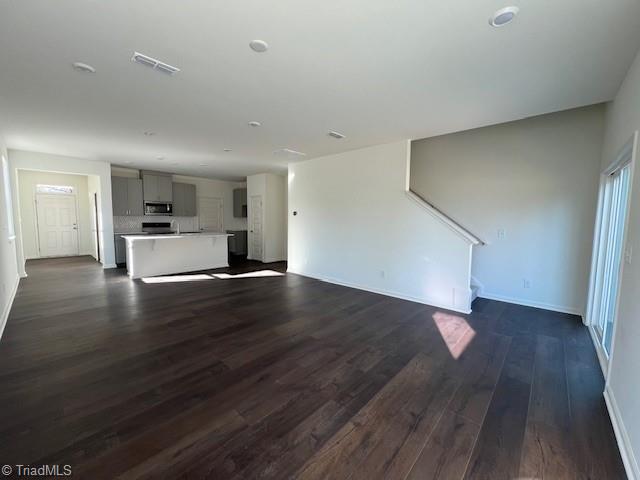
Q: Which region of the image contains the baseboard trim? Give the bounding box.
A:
[0,274,20,341]
[604,385,639,480]
[102,263,118,269]
[588,325,609,377]
[287,268,471,314]
[479,292,582,316]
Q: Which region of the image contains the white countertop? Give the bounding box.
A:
[123,232,232,241]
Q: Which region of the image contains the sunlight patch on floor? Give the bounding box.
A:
[141,270,284,283]
[432,311,476,359]
[141,274,214,283]
[212,270,284,279]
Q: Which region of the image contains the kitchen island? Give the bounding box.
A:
[123,232,232,279]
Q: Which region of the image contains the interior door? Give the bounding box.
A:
[198,197,223,232]
[250,195,263,261]
[36,194,79,257]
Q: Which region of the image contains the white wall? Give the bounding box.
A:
[247,173,287,263]
[9,150,116,270]
[288,140,473,313]
[111,167,247,231]
[411,105,605,314]
[600,49,640,480]
[17,170,93,259]
[0,136,19,339]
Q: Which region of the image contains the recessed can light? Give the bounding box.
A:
[223,148,232,152]
[72,62,96,73]
[248,121,262,127]
[199,163,208,167]
[143,131,156,136]
[489,6,519,27]
[156,156,165,160]
[249,40,269,53]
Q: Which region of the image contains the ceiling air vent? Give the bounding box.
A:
[328,130,345,139]
[274,148,306,158]
[131,52,180,75]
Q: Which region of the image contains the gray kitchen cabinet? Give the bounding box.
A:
[172,182,184,216]
[112,177,143,216]
[233,188,247,217]
[114,234,126,264]
[112,177,129,216]
[142,172,173,202]
[143,173,158,201]
[183,183,196,216]
[227,230,247,255]
[157,176,173,202]
[127,178,144,215]
[172,182,197,216]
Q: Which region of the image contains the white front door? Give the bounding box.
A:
[36,194,79,257]
[198,197,223,232]
[250,195,263,261]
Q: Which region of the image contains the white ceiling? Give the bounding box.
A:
[1,1,639,181]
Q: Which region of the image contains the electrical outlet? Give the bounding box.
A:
[497,228,506,239]
[624,246,633,265]
[523,279,531,289]
[380,270,386,279]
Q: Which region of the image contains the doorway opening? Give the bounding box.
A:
[586,132,637,369]
[93,192,101,263]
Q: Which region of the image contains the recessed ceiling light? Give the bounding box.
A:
[199,163,208,167]
[223,148,232,152]
[171,162,179,165]
[72,62,96,73]
[249,40,269,53]
[143,131,156,136]
[156,156,165,160]
[248,121,262,127]
[489,6,519,27]
[328,130,346,139]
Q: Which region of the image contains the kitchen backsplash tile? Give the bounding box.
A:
[113,216,199,233]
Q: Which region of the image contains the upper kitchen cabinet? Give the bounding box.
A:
[233,188,247,217]
[142,171,173,202]
[172,182,197,216]
[111,176,143,216]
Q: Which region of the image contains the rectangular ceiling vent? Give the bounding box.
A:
[328,130,346,139]
[131,52,180,75]
[274,148,306,158]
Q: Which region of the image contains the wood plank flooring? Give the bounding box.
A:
[0,256,626,479]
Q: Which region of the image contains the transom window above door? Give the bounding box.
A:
[36,184,74,194]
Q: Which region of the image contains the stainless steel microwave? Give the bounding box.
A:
[144,202,173,216]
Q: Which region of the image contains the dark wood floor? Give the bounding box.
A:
[0,256,625,479]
